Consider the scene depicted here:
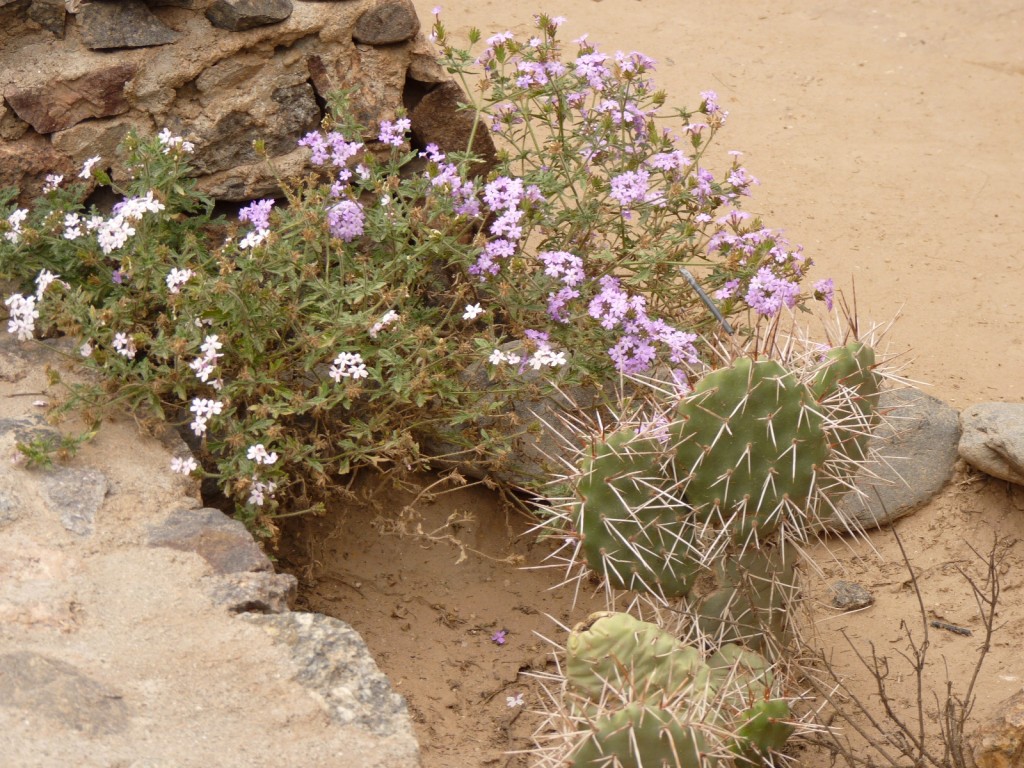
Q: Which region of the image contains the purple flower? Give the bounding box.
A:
[112,268,125,284]
[701,90,719,112]
[574,52,610,89]
[714,279,740,300]
[239,199,274,231]
[327,200,365,242]
[378,117,411,147]
[609,169,650,208]
[538,250,585,286]
[470,238,517,278]
[482,177,524,212]
[488,207,524,240]
[744,267,801,317]
[491,629,508,645]
[547,286,580,322]
[814,278,835,310]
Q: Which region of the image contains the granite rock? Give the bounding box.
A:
[78,0,180,49]
[959,402,1024,485]
[147,506,273,573]
[832,387,961,530]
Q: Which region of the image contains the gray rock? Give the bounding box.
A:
[40,467,108,536]
[353,0,418,44]
[147,507,272,573]
[0,488,20,528]
[241,612,417,744]
[3,63,136,134]
[205,0,292,31]
[423,343,605,488]
[79,0,181,49]
[833,387,960,530]
[830,580,874,611]
[958,402,1024,486]
[207,571,297,613]
[0,652,129,736]
[27,0,65,37]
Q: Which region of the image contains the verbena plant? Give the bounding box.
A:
[0,13,832,532]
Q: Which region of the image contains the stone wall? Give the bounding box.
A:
[0,0,492,203]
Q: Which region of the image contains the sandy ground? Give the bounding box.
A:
[278,1,1024,766]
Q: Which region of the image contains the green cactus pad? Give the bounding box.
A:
[695,549,797,652]
[703,644,775,697]
[570,703,714,768]
[673,358,829,544]
[576,428,700,598]
[810,341,882,470]
[732,699,795,763]
[566,612,703,705]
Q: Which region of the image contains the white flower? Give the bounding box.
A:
[170,456,198,475]
[42,174,63,193]
[165,267,194,294]
[157,128,195,154]
[462,303,484,320]
[247,477,277,507]
[238,228,268,250]
[112,332,137,359]
[247,444,279,466]
[329,351,368,382]
[5,293,38,341]
[190,397,224,418]
[79,156,101,179]
[117,191,164,221]
[488,349,522,366]
[63,213,83,240]
[506,693,524,708]
[369,309,399,338]
[34,269,60,299]
[4,208,28,244]
[79,341,93,358]
[200,334,223,356]
[190,416,208,437]
[96,215,135,254]
[529,344,567,370]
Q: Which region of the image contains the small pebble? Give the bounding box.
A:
[830,580,875,611]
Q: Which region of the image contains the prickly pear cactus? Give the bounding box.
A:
[672,358,829,545]
[556,612,795,768]
[693,547,798,652]
[810,341,882,474]
[566,612,702,704]
[576,428,699,598]
[731,699,795,765]
[570,703,712,768]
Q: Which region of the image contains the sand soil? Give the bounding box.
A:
[278,1,1024,765]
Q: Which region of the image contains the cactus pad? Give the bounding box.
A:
[673,358,828,545]
[576,428,699,598]
[570,703,713,768]
[566,612,703,704]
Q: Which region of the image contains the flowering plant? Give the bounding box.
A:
[0,13,831,532]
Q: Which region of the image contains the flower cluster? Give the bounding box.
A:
[189,334,224,385]
[166,267,194,294]
[96,191,166,255]
[0,15,837,526]
[189,397,224,437]
[329,351,368,382]
[369,309,400,338]
[238,199,274,250]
